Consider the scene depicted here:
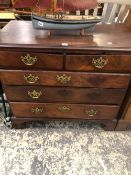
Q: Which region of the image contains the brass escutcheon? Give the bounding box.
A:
[56,74,71,84]
[92,57,108,69]
[58,106,71,112]
[21,54,37,66]
[31,107,44,114]
[85,109,98,117]
[24,74,39,84]
[28,90,42,99]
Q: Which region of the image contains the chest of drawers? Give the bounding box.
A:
[0,21,131,130]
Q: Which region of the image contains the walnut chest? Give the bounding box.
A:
[0,21,131,130]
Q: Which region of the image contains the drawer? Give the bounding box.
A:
[10,102,119,120]
[0,51,63,70]
[5,86,126,105]
[1,71,130,88]
[65,55,131,72]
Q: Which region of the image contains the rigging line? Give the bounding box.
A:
[33,0,40,12]
[36,0,40,11]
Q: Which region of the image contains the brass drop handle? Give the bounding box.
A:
[56,74,71,84]
[58,106,71,112]
[85,109,98,117]
[21,54,37,66]
[31,107,44,114]
[28,90,42,99]
[24,74,39,84]
[92,57,108,69]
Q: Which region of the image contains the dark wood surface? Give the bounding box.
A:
[0,51,63,70]
[5,86,126,105]
[125,102,131,120]
[0,21,131,130]
[0,22,8,28]
[121,93,131,120]
[1,71,130,88]
[0,21,131,52]
[66,55,131,72]
[115,120,131,131]
[10,102,119,120]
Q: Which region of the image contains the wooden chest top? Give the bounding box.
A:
[0,21,131,53]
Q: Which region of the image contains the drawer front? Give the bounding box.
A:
[5,86,126,105]
[1,71,130,88]
[10,102,119,120]
[65,55,131,72]
[0,51,63,70]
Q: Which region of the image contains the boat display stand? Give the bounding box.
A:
[47,28,85,36]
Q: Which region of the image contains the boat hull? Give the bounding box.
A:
[32,15,101,30]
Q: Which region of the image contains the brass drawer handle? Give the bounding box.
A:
[92,57,108,69]
[28,90,42,99]
[21,54,37,66]
[24,74,39,84]
[56,74,71,84]
[58,106,71,112]
[31,107,44,114]
[85,109,98,117]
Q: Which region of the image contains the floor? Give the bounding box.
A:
[0,116,131,175]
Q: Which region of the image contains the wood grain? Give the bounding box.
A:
[0,21,131,130]
[124,102,131,120]
[4,86,126,105]
[66,55,131,72]
[1,70,130,88]
[10,102,119,120]
[0,51,63,70]
[1,21,131,53]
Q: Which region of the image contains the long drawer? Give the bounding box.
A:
[10,102,119,120]
[1,71,130,88]
[0,51,63,70]
[4,86,126,105]
[65,55,131,72]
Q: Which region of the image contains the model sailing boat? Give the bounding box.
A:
[12,0,101,31]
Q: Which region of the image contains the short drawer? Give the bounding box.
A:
[10,102,119,120]
[0,51,63,70]
[4,86,126,105]
[65,55,131,72]
[1,71,130,88]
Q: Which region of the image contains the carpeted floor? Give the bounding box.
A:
[0,117,131,175]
